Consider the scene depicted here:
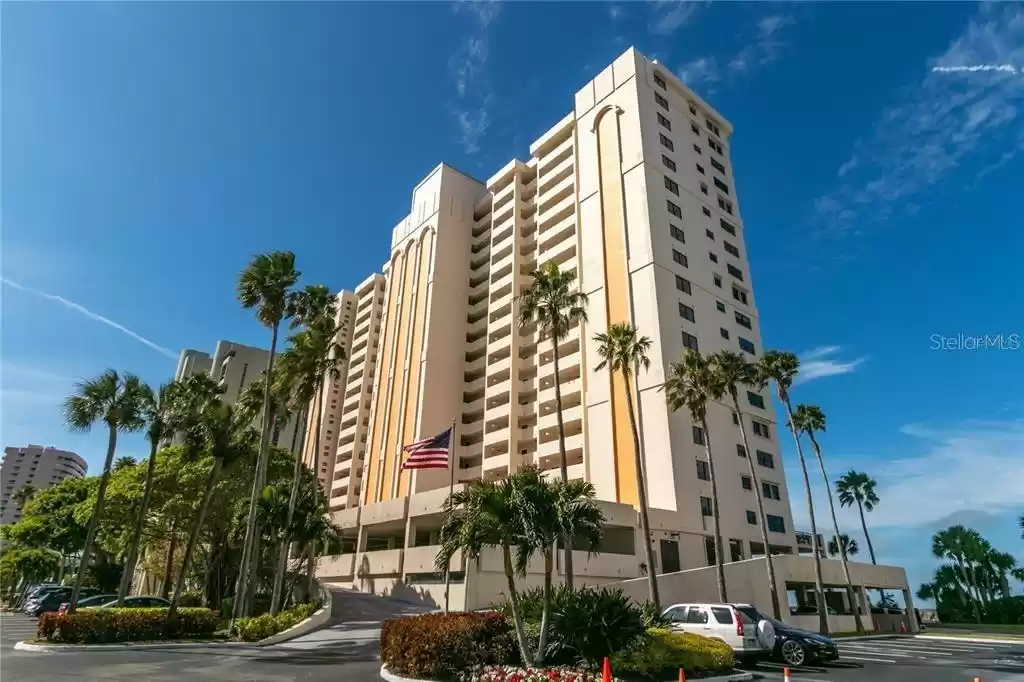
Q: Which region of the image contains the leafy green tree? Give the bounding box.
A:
[932,525,984,623]
[827,534,859,558]
[789,401,865,633]
[12,484,37,511]
[593,322,659,611]
[516,262,589,588]
[234,250,300,620]
[835,470,880,564]
[709,350,781,619]
[663,349,728,602]
[117,382,176,605]
[62,369,148,611]
[436,477,532,663]
[114,456,137,471]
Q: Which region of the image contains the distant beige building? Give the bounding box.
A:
[0,445,87,524]
[174,341,304,455]
[312,48,807,609]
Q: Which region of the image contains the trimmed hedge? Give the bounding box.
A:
[220,595,272,619]
[38,607,219,644]
[611,628,735,678]
[381,612,516,680]
[235,602,318,642]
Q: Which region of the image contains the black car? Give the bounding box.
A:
[734,604,839,668]
[30,587,100,617]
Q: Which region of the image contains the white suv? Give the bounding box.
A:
[661,603,764,663]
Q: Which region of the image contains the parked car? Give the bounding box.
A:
[732,604,839,668]
[96,596,171,608]
[58,594,117,614]
[27,587,100,617]
[661,603,764,663]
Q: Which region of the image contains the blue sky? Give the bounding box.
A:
[2,2,1022,599]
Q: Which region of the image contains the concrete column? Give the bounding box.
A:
[903,588,920,633]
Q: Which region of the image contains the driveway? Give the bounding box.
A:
[750,636,1024,682]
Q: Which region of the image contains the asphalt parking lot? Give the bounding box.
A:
[750,636,1024,682]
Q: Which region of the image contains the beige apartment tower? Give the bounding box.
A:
[0,446,87,524]
[318,48,799,609]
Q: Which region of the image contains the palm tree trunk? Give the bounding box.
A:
[302,380,327,599]
[170,457,224,619]
[502,544,532,664]
[234,324,281,622]
[535,547,553,665]
[305,541,317,601]
[70,424,119,612]
[781,398,828,635]
[964,562,984,622]
[954,559,982,623]
[732,394,781,619]
[701,416,727,603]
[550,340,574,588]
[117,437,160,605]
[623,377,660,611]
[808,433,864,633]
[856,501,877,564]
[160,523,178,600]
[272,405,310,613]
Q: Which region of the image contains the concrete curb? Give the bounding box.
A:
[914,634,1024,645]
[255,580,333,646]
[14,639,248,653]
[380,665,754,682]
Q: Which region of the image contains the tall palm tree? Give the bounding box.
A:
[709,350,781,619]
[512,466,604,664]
[117,382,177,605]
[663,350,728,602]
[436,477,533,663]
[827,534,859,558]
[835,470,880,564]
[169,396,253,619]
[516,262,588,587]
[931,526,983,623]
[234,250,300,620]
[62,370,148,612]
[593,322,659,610]
[791,403,865,631]
[757,351,828,633]
[113,456,137,471]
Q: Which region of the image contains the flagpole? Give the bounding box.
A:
[443,416,457,614]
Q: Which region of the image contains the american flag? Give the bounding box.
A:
[401,427,452,470]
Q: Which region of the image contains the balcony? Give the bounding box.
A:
[357,548,403,576]
[538,403,583,432]
[318,553,356,579]
[405,546,464,574]
[538,153,575,195]
[537,195,576,235]
[541,462,586,483]
[538,135,574,176]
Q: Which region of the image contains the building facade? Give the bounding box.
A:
[174,340,305,455]
[317,47,801,608]
[0,445,87,524]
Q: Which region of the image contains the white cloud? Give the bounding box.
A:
[1,277,176,359]
[794,345,867,384]
[813,3,1024,236]
[678,57,720,86]
[609,4,624,21]
[677,12,796,90]
[448,1,502,154]
[649,0,707,36]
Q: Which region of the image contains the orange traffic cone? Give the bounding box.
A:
[678,669,686,682]
[900,621,907,633]
[783,667,791,682]
[602,657,612,682]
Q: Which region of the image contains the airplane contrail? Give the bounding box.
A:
[1,277,177,360]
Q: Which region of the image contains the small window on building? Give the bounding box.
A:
[710,158,726,174]
[727,264,744,281]
[741,475,752,490]
[762,481,781,500]
[691,122,701,135]
[679,302,695,322]
[724,241,740,257]
[757,451,776,469]
[673,249,688,267]
[682,331,699,351]
[702,206,712,217]
[736,444,747,457]
[662,154,677,172]
[719,197,734,214]
[733,286,748,304]
[696,163,706,175]
[670,224,685,243]
[654,92,669,109]
[696,460,710,481]
[720,327,730,340]
[665,176,680,195]
[692,425,706,445]
[716,301,726,313]
[709,252,718,263]
[720,219,737,235]
[752,421,770,438]
[654,72,667,89]
[747,391,765,409]
[667,200,682,218]
[739,337,756,355]
[700,496,714,517]
[714,274,723,288]
[693,143,702,155]
[701,183,709,195]
[714,177,730,195]
[660,133,674,151]
[735,311,752,329]
[746,511,757,525]
[676,276,692,294]
[657,112,672,130]
[705,228,715,240]
[767,514,786,533]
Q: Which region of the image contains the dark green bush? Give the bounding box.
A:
[612,628,735,678]
[235,602,318,642]
[219,594,272,619]
[499,585,646,667]
[380,611,515,680]
[40,607,219,643]
[178,591,204,608]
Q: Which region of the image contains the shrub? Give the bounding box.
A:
[500,585,646,667]
[219,594,273,619]
[381,611,516,680]
[178,591,204,608]
[40,607,219,644]
[611,628,735,678]
[234,602,318,642]
[458,665,615,682]
[639,600,668,629]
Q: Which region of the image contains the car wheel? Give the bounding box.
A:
[780,640,807,667]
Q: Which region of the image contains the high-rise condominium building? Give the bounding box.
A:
[175,341,305,455]
[0,445,87,524]
[318,48,798,608]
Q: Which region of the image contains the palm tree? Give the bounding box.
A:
[169,396,253,619]
[757,351,828,633]
[789,401,864,633]
[593,322,660,611]
[516,262,588,588]
[117,382,177,605]
[931,526,983,623]
[512,466,603,664]
[1019,514,1023,540]
[62,369,148,612]
[234,250,300,620]
[835,470,880,564]
[709,350,781,619]
[827,534,859,558]
[436,477,533,663]
[12,484,37,511]
[663,350,728,602]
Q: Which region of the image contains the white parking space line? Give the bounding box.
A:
[838,647,919,658]
[846,645,955,656]
[838,654,898,663]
